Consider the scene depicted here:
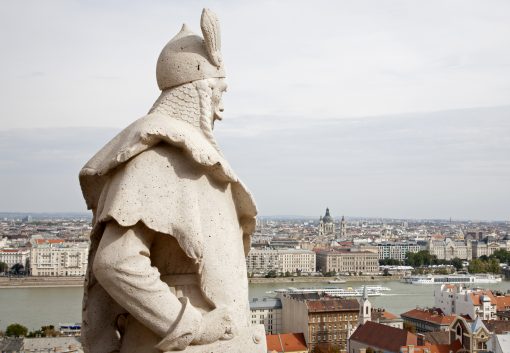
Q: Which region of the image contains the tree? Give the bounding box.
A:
[451,257,463,271]
[28,325,60,338]
[284,271,291,277]
[488,258,501,274]
[468,259,485,273]
[405,250,437,267]
[490,249,510,265]
[265,270,277,278]
[5,323,28,337]
[0,262,7,273]
[10,263,24,275]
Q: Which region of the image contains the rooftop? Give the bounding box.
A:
[350,321,417,353]
[250,297,282,310]
[401,308,456,326]
[306,298,359,313]
[266,333,307,352]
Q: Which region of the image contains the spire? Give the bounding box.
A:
[363,285,368,300]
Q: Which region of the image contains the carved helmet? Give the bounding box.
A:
[156,8,226,90]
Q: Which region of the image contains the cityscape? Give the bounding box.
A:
[1,1,509,352]
[1,210,510,352]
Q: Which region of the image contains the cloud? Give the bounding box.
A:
[0,106,508,220]
[0,0,509,129]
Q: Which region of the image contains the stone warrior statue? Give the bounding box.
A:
[79,9,266,353]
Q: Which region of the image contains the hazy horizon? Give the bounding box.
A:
[1,1,509,220]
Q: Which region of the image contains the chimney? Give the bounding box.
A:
[408,345,414,353]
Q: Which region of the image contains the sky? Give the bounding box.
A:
[0,0,509,220]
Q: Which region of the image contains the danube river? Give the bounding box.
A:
[1,280,510,330]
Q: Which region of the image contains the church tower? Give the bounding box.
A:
[340,216,347,237]
[318,208,335,236]
[359,285,371,325]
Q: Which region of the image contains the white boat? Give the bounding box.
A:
[403,274,502,285]
[274,286,382,297]
[356,285,391,292]
[328,278,347,284]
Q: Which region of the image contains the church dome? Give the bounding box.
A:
[323,208,333,223]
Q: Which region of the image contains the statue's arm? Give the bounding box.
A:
[93,221,201,350]
[93,221,235,351]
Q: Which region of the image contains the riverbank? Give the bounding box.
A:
[0,274,403,287]
[248,275,403,284]
[0,276,84,288]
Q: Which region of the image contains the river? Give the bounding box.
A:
[1,280,509,330]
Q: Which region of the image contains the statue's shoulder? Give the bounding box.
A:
[79,113,239,210]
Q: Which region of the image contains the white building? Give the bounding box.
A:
[246,249,316,275]
[0,248,30,269]
[316,250,379,274]
[488,334,510,353]
[30,239,89,277]
[434,284,497,320]
[377,242,422,261]
[249,297,282,334]
[428,238,472,260]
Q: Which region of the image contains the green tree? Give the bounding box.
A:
[405,250,437,267]
[284,271,291,277]
[0,262,8,273]
[488,258,501,274]
[5,323,28,337]
[265,270,277,278]
[490,249,510,265]
[451,257,463,271]
[468,259,485,273]
[10,263,24,275]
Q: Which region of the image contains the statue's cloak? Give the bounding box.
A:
[79,112,257,352]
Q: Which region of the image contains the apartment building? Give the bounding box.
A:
[30,239,89,277]
[249,297,282,334]
[377,242,422,261]
[0,248,30,268]
[434,284,497,320]
[246,249,316,275]
[279,292,359,353]
[316,250,379,274]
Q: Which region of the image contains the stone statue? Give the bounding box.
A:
[79,9,266,353]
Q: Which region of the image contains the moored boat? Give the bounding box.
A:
[402,274,502,284]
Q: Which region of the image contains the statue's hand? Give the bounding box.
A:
[192,307,237,344]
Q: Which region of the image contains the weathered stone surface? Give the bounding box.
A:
[79,8,265,353]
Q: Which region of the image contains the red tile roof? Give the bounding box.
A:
[350,321,417,353]
[266,333,307,352]
[401,308,456,325]
[372,309,399,321]
[470,290,496,306]
[35,239,65,244]
[306,298,359,313]
[401,340,463,353]
[495,296,510,311]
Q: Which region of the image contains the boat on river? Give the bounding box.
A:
[273,286,384,297]
[402,274,502,285]
[328,277,347,284]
